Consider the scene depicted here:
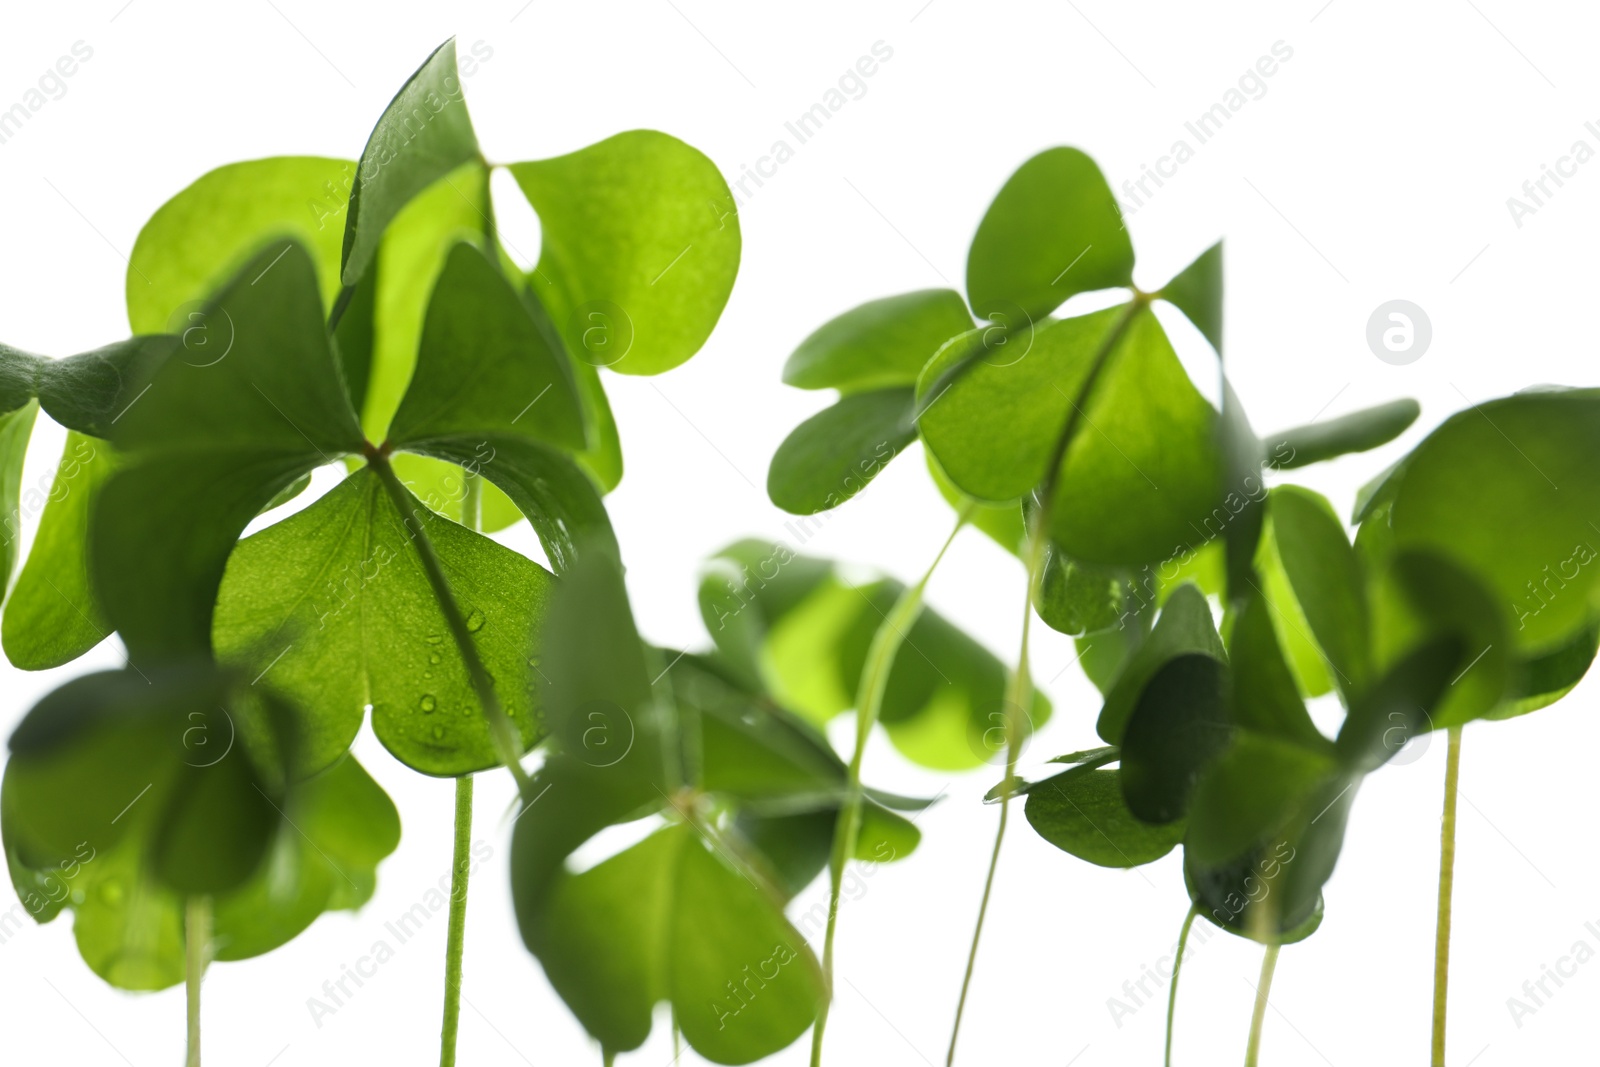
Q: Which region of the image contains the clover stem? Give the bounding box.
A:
[370,456,533,795]
[946,298,1146,1067]
[809,504,972,1067]
[1432,725,1463,1067]
[184,895,211,1067]
[1244,944,1279,1067]
[1166,905,1200,1067]
[438,775,475,1067]
[946,516,1042,1067]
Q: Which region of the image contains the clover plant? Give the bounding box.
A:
[0,37,741,1067]
[2,37,1594,1067]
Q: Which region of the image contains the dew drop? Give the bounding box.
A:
[465,609,486,633]
[432,725,446,740]
[429,653,441,665]
[425,633,444,645]
[420,694,437,713]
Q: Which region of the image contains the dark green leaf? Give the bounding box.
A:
[524,824,823,1063]
[965,147,1134,319]
[96,241,364,661]
[1025,767,1185,868]
[1227,589,1330,752]
[1119,654,1232,823]
[0,344,41,413]
[35,337,174,438]
[767,388,916,514]
[387,241,585,452]
[1267,399,1421,471]
[782,289,972,393]
[342,40,482,286]
[1097,584,1224,744]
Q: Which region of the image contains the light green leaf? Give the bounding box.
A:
[3,432,114,669]
[569,356,623,492]
[342,39,482,286]
[362,161,487,441]
[1160,241,1222,353]
[1386,389,1600,652]
[1034,544,1125,636]
[0,400,37,587]
[127,157,353,333]
[965,147,1134,320]
[783,289,972,393]
[213,469,554,776]
[767,388,916,514]
[1263,486,1369,697]
[388,451,520,533]
[512,130,741,376]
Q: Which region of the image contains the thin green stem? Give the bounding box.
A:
[439,776,475,1067]
[462,468,482,531]
[946,297,1147,1067]
[1432,726,1463,1067]
[946,524,1040,1066]
[370,455,533,795]
[185,896,211,1067]
[808,505,972,1067]
[1166,906,1200,1067]
[1244,944,1279,1067]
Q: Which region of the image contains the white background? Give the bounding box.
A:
[2,1,1597,1064]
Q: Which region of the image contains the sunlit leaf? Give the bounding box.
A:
[2,433,114,669]
[512,130,741,376]
[965,147,1134,319]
